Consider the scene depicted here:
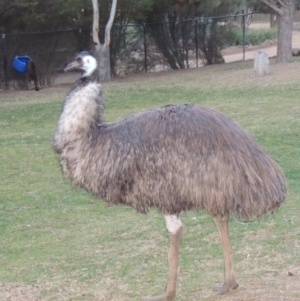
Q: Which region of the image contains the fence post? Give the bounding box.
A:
[78,28,83,51]
[242,10,246,61]
[195,18,199,68]
[143,23,147,73]
[1,33,9,89]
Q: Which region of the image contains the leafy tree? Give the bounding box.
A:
[0,0,148,33]
[0,0,93,32]
[0,0,144,77]
[135,0,243,68]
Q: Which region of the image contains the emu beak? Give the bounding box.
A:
[64,59,82,72]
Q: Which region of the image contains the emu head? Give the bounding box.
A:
[64,52,97,77]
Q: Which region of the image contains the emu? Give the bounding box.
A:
[53,52,286,301]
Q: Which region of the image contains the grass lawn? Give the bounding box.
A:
[0,59,300,301]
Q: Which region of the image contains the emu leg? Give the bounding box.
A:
[141,215,182,301]
[213,215,238,294]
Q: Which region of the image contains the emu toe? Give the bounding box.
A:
[213,279,239,295]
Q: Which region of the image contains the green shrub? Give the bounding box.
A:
[231,27,277,46]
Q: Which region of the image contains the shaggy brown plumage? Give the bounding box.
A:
[54,93,286,219]
[53,52,287,301]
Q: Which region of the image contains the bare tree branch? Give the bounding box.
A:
[259,0,284,15]
[91,0,117,81]
[92,0,100,47]
[105,0,118,47]
[277,0,286,8]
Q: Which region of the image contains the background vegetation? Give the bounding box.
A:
[0,58,300,300]
[0,0,285,74]
[233,27,277,45]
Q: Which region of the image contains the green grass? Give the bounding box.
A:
[1,60,300,300]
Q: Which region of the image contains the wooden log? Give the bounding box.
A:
[254,51,270,77]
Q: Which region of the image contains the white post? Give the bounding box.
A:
[254,51,270,77]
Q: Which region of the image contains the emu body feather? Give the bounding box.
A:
[54,89,286,219]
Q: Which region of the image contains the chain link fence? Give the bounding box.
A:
[1,12,265,89]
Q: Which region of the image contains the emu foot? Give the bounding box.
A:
[141,293,175,301]
[213,278,239,295]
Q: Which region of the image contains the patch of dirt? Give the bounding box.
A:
[1,266,300,301]
[0,283,40,301]
[0,281,111,301]
[196,271,300,301]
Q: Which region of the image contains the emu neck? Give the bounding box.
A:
[81,70,97,81]
[53,78,103,153]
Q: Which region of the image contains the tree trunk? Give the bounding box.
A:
[277,0,295,62]
[259,0,295,63]
[91,0,117,81]
[96,45,110,81]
